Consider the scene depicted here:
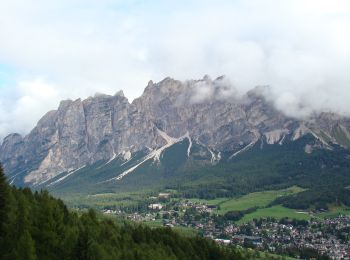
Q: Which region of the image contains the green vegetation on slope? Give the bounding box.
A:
[216,186,304,214]
[183,186,349,223]
[1,165,279,260]
[45,135,350,213]
[47,135,350,213]
[175,136,350,210]
[58,183,350,226]
[237,205,310,224]
[61,191,151,211]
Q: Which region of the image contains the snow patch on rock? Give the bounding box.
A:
[106,129,192,182]
[264,129,289,144]
[47,165,86,187]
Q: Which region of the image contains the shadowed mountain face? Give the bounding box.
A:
[1,76,350,187]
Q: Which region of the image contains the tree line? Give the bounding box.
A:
[0,166,255,260]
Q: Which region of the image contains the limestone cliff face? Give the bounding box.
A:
[1,76,350,185]
[132,77,292,151]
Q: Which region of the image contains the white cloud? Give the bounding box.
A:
[0,0,350,139]
[0,78,61,138]
[191,81,215,104]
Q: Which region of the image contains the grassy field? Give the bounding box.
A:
[237,205,310,224]
[185,186,304,215]
[208,186,350,223]
[216,186,304,214]
[184,186,313,223]
[187,186,304,212]
[62,185,349,225]
[212,187,349,223]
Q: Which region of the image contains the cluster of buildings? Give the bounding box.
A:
[101,194,350,259]
[218,216,350,259]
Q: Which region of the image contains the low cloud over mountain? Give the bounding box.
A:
[0,0,350,139]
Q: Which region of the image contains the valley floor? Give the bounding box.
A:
[60,186,350,259]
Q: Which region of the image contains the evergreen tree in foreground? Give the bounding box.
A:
[0,165,9,234]
[0,165,248,260]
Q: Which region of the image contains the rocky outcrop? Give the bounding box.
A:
[1,76,350,185]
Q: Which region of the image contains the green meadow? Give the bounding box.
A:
[216,186,304,214]
[237,205,310,224]
[61,185,349,225]
[193,186,350,223]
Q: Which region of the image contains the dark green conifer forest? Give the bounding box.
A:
[0,166,249,260]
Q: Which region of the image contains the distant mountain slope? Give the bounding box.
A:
[1,76,350,200]
[41,132,350,209]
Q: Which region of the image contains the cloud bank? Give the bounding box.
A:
[0,0,350,139]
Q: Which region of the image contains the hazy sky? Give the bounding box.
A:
[0,0,350,139]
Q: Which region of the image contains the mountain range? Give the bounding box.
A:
[1,76,350,205]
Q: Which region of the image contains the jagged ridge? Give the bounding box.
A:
[1,76,350,186]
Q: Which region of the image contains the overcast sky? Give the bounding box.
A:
[0,0,350,139]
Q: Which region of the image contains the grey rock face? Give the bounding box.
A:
[132,77,290,151]
[0,133,25,173]
[1,76,350,185]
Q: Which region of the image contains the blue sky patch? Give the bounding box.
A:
[0,63,16,87]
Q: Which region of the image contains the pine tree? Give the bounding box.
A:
[0,164,246,260]
[0,165,8,228]
[0,164,9,256]
[15,230,37,260]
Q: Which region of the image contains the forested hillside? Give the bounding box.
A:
[0,166,267,260]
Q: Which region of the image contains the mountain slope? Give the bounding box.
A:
[1,76,350,206]
[39,133,350,209]
[0,166,249,260]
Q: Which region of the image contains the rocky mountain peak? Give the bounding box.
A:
[114,90,125,97]
[1,76,350,186]
[143,77,184,96]
[1,133,23,149]
[58,99,74,110]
